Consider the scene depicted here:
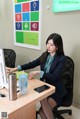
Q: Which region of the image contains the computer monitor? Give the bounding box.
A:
[0,48,7,88]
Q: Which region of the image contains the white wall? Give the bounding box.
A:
[0,0,80,105]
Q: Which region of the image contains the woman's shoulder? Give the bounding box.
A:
[55,54,66,61]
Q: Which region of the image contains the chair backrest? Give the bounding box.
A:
[3,49,16,68]
[62,56,74,106]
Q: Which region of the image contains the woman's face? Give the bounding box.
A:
[46,39,57,55]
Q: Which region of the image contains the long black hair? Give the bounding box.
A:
[39,33,64,63]
[46,33,64,55]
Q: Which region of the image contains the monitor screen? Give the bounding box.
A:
[0,49,7,88]
[52,0,80,12]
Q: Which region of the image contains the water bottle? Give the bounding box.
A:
[19,73,28,95]
[9,73,17,101]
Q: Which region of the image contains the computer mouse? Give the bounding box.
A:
[0,93,6,97]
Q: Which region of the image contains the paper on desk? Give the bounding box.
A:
[15,71,28,80]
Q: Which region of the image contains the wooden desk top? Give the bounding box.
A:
[0,79,55,114]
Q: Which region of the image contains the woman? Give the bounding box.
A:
[6,33,67,119]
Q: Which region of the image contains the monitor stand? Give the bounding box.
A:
[0,80,19,89]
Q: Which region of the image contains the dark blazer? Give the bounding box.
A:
[21,54,67,98]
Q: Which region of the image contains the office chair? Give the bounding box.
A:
[3,49,16,68]
[53,56,74,119]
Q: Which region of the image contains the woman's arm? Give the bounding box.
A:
[6,67,18,73]
[28,71,40,80]
[20,57,41,70]
[6,55,41,73]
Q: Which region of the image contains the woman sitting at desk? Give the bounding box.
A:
[6,33,67,119]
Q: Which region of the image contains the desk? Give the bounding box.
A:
[0,79,55,119]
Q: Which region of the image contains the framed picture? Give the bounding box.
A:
[13,0,42,50]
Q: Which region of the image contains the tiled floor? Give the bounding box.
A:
[37,105,80,119]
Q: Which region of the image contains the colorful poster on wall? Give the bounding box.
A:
[13,0,42,49]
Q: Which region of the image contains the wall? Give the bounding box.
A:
[0,0,80,105]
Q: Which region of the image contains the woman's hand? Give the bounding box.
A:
[28,71,40,80]
[6,67,18,73]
